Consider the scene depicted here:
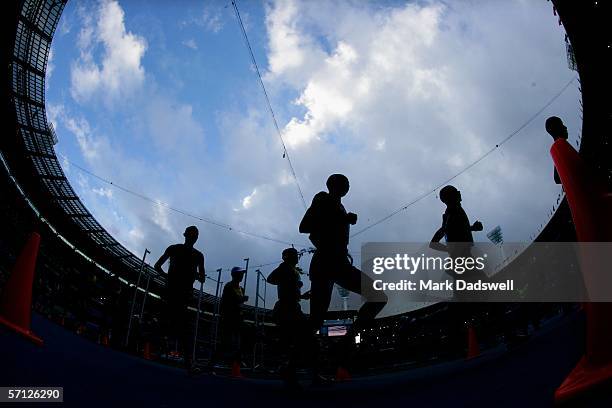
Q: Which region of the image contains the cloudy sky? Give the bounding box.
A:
[46,0,580,315]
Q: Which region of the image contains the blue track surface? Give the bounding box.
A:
[1,311,610,407]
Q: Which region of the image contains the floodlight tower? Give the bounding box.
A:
[337,285,350,311]
[487,225,504,245]
[487,225,506,268]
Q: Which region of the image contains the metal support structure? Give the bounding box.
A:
[253,269,268,328]
[124,248,150,347]
[212,268,222,352]
[252,269,267,370]
[254,269,261,311]
[198,268,224,358]
[242,257,249,294]
[192,279,204,363]
[263,277,267,311]
[138,273,151,324]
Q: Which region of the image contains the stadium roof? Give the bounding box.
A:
[6,0,169,290]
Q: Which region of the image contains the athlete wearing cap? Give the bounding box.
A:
[268,248,311,387]
[211,266,248,370]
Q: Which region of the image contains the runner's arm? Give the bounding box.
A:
[267,267,281,285]
[430,215,448,251]
[154,246,172,273]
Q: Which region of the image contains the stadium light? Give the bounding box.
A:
[487,225,504,245]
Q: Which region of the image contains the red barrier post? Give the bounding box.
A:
[550,139,612,401]
[0,232,44,346]
[467,325,480,359]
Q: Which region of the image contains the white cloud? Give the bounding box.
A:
[60,154,71,173]
[265,1,449,148]
[52,104,181,257]
[201,8,223,33]
[182,38,198,50]
[144,96,207,160]
[59,16,72,36]
[70,0,147,103]
[48,104,102,160]
[46,47,55,88]
[152,205,173,234]
[76,172,89,190]
[242,188,258,209]
[264,0,326,86]
[182,5,223,33]
[128,227,145,246]
[92,187,113,198]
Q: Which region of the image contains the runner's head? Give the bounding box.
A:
[545,116,568,140]
[439,185,461,206]
[231,266,246,282]
[282,247,299,266]
[326,174,350,198]
[183,225,199,246]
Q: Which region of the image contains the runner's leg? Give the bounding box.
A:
[308,251,335,379]
[335,261,388,328]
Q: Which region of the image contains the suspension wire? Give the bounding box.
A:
[67,160,307,248]
[212,261,277,274]
[351,76,577,238]
[230,0,308,210]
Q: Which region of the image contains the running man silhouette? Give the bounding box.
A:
[429,185,485,350]
[430,185,484,279]
[430,185,483,252]
[545,116,569,184]
[430,186,485,300]
[268,248,311,387]
[154,225,205,374]
[300,174,388,377]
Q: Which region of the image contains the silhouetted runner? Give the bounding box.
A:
[545,116,569,184]
[267,248,311,387]
[430,186,485,346]
[154,226,205,374]
[430,185,484,281]
[430,185,482,248]
[211,266,248,372]
[300,174,388,380]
